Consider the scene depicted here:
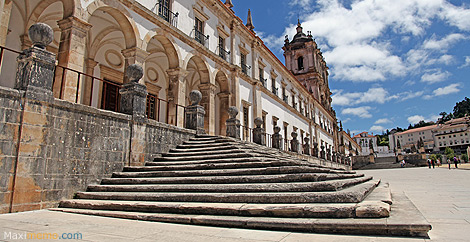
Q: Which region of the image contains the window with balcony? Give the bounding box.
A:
[282,87,288,103]
[259,68,266,87]
[218,36,230,62]
[271,79,278,95]
[241,53,250,75]
[154,0,179,27]
[194,18,208,46]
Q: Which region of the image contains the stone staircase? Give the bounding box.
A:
[53,135,431,237]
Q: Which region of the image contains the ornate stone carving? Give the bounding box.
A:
[253,117,265,145]
[226,106,241,139]
[290,131,299,153]
[272,126,282,149]
[185,90,206,134]
[120,64,148,123]
[28,23,53,49]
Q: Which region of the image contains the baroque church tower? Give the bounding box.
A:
[282,21,334,114]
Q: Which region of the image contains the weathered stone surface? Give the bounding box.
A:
[355,201,391,218]
[226,106,241,139]
[184,92,205,134]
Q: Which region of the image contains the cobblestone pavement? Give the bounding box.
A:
[0,167,468,242]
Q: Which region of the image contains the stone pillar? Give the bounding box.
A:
[54,16,92,102]
[327,147,331,161]
[15,23,55,101]
[121,47,149,84]
[272,126,282,150]
[200,83,217,135]
[253,117,265,145]
[229,69,240,111]
[119,64,148,123]
[312,141,318,157]
[252,82,262,119]
[290,131,299,153]
[185,90,205,134]
[320,145,325,159]
[0,0,12,46]
[167,68,188,127]
[226,106,241,139]
[217,92,230,136]
[303,137,310,155]
[83,58,98,106]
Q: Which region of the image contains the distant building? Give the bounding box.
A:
[433,117,470,154]
[390,125,437,153]
[352,132,377,155]
[338,128,361,157]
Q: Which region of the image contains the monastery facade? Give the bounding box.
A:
[0,0,338,152]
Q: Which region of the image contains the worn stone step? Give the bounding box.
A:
[51,202,431,237]
[59,200,360,218]
[112,166,352,178]
[161,149,246,157]
[154,152,256,161]
[147,156,278,166]
[77,179,379,204]
[127,160,302,172]
[176,142,236,149]
[182,139,229,145]
[88,177,372,193]
[189,136,224,141]
[169,145,238,153]
[102,173,365,185]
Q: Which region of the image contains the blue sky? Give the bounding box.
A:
[232,0,470,135]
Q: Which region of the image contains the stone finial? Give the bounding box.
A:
[189,90,202,105]
[126,64,143,82]
[273,126,281,134]
[28,23,53,49]
[228,106,238,119]
[225,0,234,9]
[291,131,298,139]
[304,137,309,144]
[254,117,263,128]
[246,9,255,32]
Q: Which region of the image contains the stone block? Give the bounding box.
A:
[355,201,391,218]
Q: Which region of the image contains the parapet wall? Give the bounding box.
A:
[0,86,195,213]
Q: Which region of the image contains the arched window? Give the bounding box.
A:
[297,56,304,70]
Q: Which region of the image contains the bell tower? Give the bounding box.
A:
[282,21,332,111]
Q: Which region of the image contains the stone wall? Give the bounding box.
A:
[0,86,195,213]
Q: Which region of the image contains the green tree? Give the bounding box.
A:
[445,147,455,160]
[436,154,443,161]
[453,97,470,118]
[461,154,468,163]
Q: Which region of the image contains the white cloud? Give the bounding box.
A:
[341,106,372,118]
[289,0,313,8]
[375,118,391,124]
[407,115,425,125]
[441,2,470,31]
[395,90,424,101]
[460,56,470,68]
[420,70,450,84]
[433,83,462,96]
[423,33,466,51]
[332,87,391,106]
[407,114,440,125]
[423,83,462,99]
[370,125,386,133]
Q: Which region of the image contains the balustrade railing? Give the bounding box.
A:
[241,64,251,76]
[218,45,230,62]
[152,1,179,28]
[194,29,209,47]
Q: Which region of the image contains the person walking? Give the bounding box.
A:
[453,156,459,169]
[448,158,451,169]
[427,158,431,169]
[431,159,435,169]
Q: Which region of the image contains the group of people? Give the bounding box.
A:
[426,156,461,169]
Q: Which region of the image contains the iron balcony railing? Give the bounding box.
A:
[152,1,179,28]
[272,86,278,96]
[194,29,209,47]
[218,45,230,62]
[283,94,288,103]
[241,63,251,76]
[260,78,267,87]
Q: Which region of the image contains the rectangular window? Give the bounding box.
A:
[194,18,205,45]
[101,79,120,112]
[259,68,265,87]
[241,53,248,74]
[271,79,278,95]
[146,94,157,120]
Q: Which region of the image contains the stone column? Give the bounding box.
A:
[119,64,148,123]
[185,90,205,134]
[55,16,92,102]
[167,68,188,127]
[82,58,98,106]
[229,69,240,111]
[290,131,299,153]
[217,92,230,136]
[226,106,241,139]
[200,83,216,135]
[320,145,325,159]
[121,47,149,84]
[0,0,12,46]
[272,126,282,150]
[253,117,265,145]
[303,137,310,155]
[15,23,55,101]
[252,82,262,119]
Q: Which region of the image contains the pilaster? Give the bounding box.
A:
[167,68,188,127]
[199,83,217,135]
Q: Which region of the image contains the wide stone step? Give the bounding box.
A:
[58,200,359,218]
[161,148,246,157]
[146,156,278,166]
[154,152,255,161]
[52,191,430,237]
[77,179,379,203]
[176,142,236,149]
[112,166,352,178]
[169,144,239,153]
[182,139,228,145]
[129,160,307,172]
[88,177,372,193]
[102,173,365,185]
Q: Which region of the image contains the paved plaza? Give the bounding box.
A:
[0,166,469,242]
